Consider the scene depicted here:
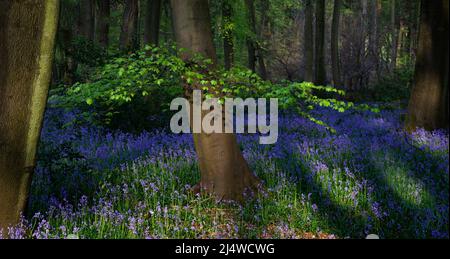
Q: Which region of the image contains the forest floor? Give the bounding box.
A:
[2,105,448,239]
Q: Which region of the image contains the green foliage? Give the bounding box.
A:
[192,66,378,132]
[71,36,107,67]
[50,45,185,130]
[372,66,414,102]
[51,44,377,132]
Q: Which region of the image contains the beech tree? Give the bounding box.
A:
[0,0,59,231]
[406,0,449,131]
[170,0,261,201]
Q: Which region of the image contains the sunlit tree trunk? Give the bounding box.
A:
[144,0,162,46]
[406,0,449,131]
[303,0,314,82]
[97,0,110,48]
[0,0,59,232]
[170,0,261,202]
[120,0,139,51]
[314,0,326,85]
[331,0,342,87]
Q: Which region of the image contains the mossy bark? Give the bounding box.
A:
[0,0,59,231]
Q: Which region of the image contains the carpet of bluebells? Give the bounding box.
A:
[1,105,448,239]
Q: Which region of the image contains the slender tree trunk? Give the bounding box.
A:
[120,0,139,51]
[331,0,342,87]
[97,0,110,48]
[245,0,257,72]
[397,20,407,65]
[406,0,449,131]
[61,27,77,85]
[409,1,421,63]
[222,1,234,70]
[170,0,261,202]
[79,0,95,41]
[368,0,381,82]
[0,0,59,231]
[314,0,326,85]
[389,0,398,72]
[257,0,269,80]
[303,0,314,82]
[144,0,162,46]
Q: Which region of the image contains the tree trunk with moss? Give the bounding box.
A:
[406,0,449,131]
[170,0,261,202]
[0,0,59,232]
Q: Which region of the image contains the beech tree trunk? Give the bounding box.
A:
[303,0,314,82]
[170,0,261,202]
[144,0,162,46]
[96,0,110,48]
[406,0,449,131]
[331,0,342,87]
[0,0,59,231]
[222,1,234,70]
[314,0,326,85]
[120,0,139,51]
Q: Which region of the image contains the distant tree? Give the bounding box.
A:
[170,0,261,201]
[314,0,326,85]
[406,0,449,131]
[257,0,269,80]
[78,0,95,41]
[144,0,162,46]
[303,0,314,82]
[222,0,234,70]
[0,0,59,231]
[97,0,111,48]
[120,0,139,51]
[389,0,398,73]
[245,0,257,73]
[367,0,381,81]
[331,0,342,87]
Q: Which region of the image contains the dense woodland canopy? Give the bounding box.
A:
[0,0,448,239]
[52,0,423,91]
